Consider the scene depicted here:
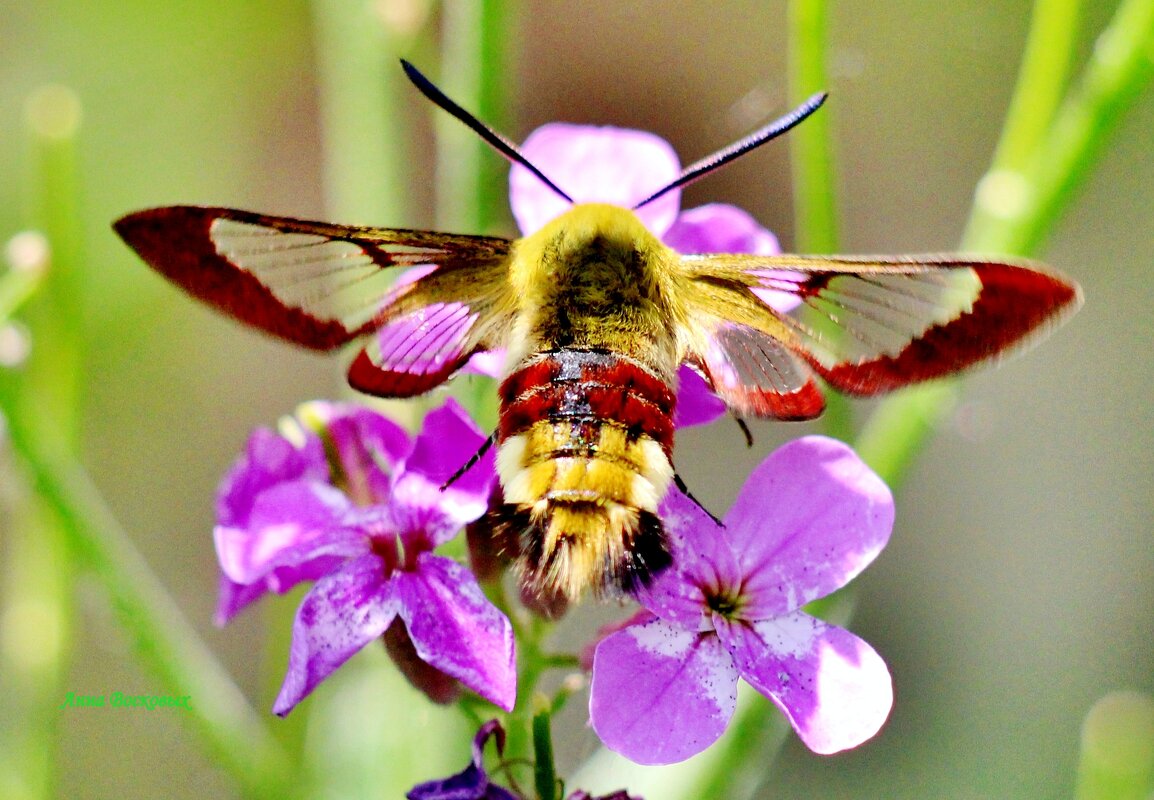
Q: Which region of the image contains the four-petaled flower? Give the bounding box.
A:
[212,398,515,714]
[589,436,894,764]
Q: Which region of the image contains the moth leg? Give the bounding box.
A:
[441,431,497,491]
[672,471,725,528]
[733,414,754,448]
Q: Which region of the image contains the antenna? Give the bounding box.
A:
[400,60,574,205]
[633,92,828,210]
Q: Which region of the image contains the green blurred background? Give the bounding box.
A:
[1,1,1152,797]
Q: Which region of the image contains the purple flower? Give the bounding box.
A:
[505,122,789,427]
[212,399,515,714]
[588,436,894,764]
[407,720,519,800]
[408,720,642,800]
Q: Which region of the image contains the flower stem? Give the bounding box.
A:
[0,85,87,800]
[788,0,838,255]
[787,0,852,442]
[962,0,1152,254]
[309,0,414,225]
[436,0,515,431]
[434,0,517,236]
[532,705,559,800]
[857,0,1154,489]
[0,407,294,799]
[984,0,1083,174]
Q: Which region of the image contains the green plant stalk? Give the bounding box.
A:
[787,0,852,443]
[0,85,87,800]
[967,0,1154,255]
[436,0,515,430]
[533,707,558,800]
[858,0,1154,489]
[788,0,838,255]
[310,0,412,226]
[435,0,517,235]
[0,492,73,800]
[0,407,293,799]
[0,255,46,324]
[986,0,1083,173]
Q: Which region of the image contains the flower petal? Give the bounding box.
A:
[215,426,328,528]
[272,554,398,715]
[213,574,269,626]
[321,402,411,503]
[724,436,893,617]
[643,489,741,628]
[717,612,892,754]
[672,365,726,428]
[662,203,779,256]
[463,348,506,379]
[396,554,516,711]
[394,399,496,547]
[589,617,738,765]
[214,480,364,585]
[510,123,682,236]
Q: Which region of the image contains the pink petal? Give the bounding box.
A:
[672,365,726,428]
[394,399,496,547]
[643,489,740,629]
[662,203,780,256]
[272,554,398,715]
[716,612,892,754]
[215,426,328,527]
[213,574,269,626]
[510,123,682,236]
[323,402,412,501]
[395,554,516,711]
[724,436,893,617]
[214,481,362,585]
[463,348,506,378]
[589,617,738,765]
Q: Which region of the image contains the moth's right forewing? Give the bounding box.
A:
[347,250,520,398]
[114,205,514,353]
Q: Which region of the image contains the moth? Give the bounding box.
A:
[115,61,1081,601]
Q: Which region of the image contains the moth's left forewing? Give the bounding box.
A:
[677,252,1081,413]
[115,206,514,350]
[115,206,518,398]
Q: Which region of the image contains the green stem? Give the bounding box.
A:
[310,0,414,225]
[0,408,293,799]
[859,0,1154,490]
[532,707,558,800]
[787,0,852,442]
[0,85,87,800]
[434,0,516,431]
[965,0,1154,255]
[788,0,838,255]
[434,0,517,235]
[985,0,1083,173]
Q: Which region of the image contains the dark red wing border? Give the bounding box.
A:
[114,206,360,349]
[810,262,1081,394]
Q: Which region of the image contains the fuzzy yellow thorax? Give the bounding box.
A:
[505,203,682,369]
